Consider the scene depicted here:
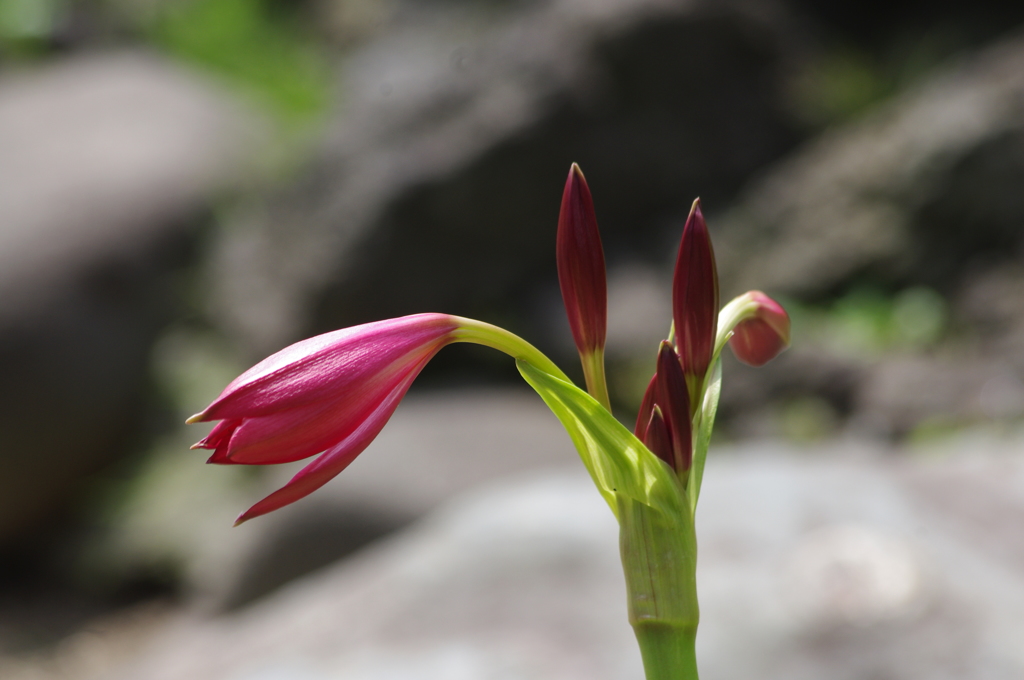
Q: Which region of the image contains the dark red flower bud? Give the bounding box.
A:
[655,341,692,474]
[557,163,607,357]
[634,342,693,474]
[634,374,658,440]
[672,199,718,384]
[644,406,674,469]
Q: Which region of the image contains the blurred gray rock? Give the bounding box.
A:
[0,52,262,543]
[91,388,579,610]
[209,0,804,355]
[716,27,1024,299]
[72,435,1024,680]
[712,28,1024,435]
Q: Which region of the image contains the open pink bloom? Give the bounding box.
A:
[189,313,459,524]
[672,199,719,388]
[728,291,791,366]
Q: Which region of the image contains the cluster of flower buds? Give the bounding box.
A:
[555,167,789,486]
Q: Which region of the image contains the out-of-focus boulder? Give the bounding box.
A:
[0,52,261,545]
[209,0,804,355]
[715,28,1024,300]
[91,388,579,611]
[713,28,1024,436]
[60,435,1024,680]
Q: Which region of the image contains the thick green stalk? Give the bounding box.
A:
[618,496,700,680]
[634,623,698,680]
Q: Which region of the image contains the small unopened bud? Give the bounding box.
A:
[634,342,693,475]
[644,406,674,469]
[655,341,692,473]
[727,291,790,366]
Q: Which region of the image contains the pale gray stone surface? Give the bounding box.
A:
[94,388,581,609]
[77,431,1024,680]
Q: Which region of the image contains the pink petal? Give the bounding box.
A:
[192,418,241,450]
[221,363,414,465]
[233,352,432,524]
[193,314,456,422]
[193,418,241,465]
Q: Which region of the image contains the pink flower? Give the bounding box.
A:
[728,291,791,366]
[189,313,459,524]
[672,199,718,387]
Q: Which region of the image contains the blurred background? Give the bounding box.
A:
[2,0,1024,678]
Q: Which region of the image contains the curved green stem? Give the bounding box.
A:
[713,293,762,359]
[450,317,572,384]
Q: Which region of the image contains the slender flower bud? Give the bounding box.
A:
[728,291,791,366]
[556,164,611,409]
[634,374,658,440]
[672,199,718,388]
[557,163,606,357]
[655,341,692,474]
[634,342,693,475]
[643,406,674,468]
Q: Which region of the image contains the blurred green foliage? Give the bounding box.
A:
[147,0,332,126]
[0,0,61,54]
[785,285,948,358]
[1,0,333,126]
[790,31,967,125]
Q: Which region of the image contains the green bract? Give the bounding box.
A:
[517,360,686,519]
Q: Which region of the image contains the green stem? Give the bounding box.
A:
[713,293,761,359]
[634,623,699,680]
[450,317,572,384]
[618,496,700,680]
[581,348,612,411]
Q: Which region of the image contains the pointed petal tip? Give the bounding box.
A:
[686,197,706,228]
[232,513,249,527]
[185,412,205,424]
